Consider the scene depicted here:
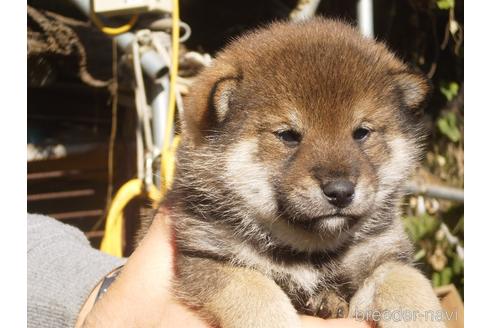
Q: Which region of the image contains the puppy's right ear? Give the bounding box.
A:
[182,62,240,146]
[392,70,432,112]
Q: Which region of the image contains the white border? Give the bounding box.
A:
[465,1,491,327]
[0,0,27,326]
[1,1,479,327]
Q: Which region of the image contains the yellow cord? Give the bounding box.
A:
[161,0,180,192]
[100,179,161,256]
[90,12,138,36]
[163,136,181,190]
[100,0,180,256]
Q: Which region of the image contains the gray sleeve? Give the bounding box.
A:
[27,213,126,328]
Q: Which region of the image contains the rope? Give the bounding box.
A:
[27,5,110,88]
[101,0,181,256]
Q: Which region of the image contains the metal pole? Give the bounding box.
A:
[357,0,374,38]
[290,0,321,22]
[151,82,168,151]
[405,182,464,203]
[69,0,168,80]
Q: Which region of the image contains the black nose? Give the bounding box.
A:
[322,180,355,208]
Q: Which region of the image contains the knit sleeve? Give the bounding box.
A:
[27,213,126,328]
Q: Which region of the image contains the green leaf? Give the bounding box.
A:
[414,248,426,261]
[432,272,441,287]
[452,255,464,275]
[436,0,455,10]
[437,112,461,142]
[403,214,440,242]
[440,267,453,285]
[452,216,464,235]
[440,81,459,101]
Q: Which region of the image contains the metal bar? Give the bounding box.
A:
[85,230,105,239]
[357,0,374,38]
[151,81,169,151]
[69,0,169,80]
[28,114,111,124]
[27,189,96,201]
[290,0,321,21]
[28,170,68,179]
[50,209,104,220]
[405,182,464,203]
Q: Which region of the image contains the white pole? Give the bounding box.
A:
[290,0,322,22]
[357,0,374,38]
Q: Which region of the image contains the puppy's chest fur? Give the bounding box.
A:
[171,204,413,314]
[230,243,343,297]
[173,214,358,304]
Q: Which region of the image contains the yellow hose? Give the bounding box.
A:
[90,13,138,36]
[163,135,181,191]
[100,179,161,256]
[100,0,180,257]
[161,0,180,192]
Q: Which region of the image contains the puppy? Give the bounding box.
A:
[153,18,444,328]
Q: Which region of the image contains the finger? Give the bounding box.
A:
[300,315,373,328]
[111,209,175,298]
[82,209,212,327]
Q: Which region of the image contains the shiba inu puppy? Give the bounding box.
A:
[157,18,444,328]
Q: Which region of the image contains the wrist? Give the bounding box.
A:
[75,266,117,328]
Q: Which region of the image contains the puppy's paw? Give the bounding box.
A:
[305,290,349,319]
[206,267,301,328]
[176,257,301,328]
[349,262,445,328]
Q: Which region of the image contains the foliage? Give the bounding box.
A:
[437,110,460,142]
[439,81,459,102]
[436,0,454,10]
[385,0,464,298]
[403,213,464,296]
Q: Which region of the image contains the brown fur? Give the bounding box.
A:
[143,18,443,328]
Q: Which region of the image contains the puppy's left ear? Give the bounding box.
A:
[393,71,432,111]
[209,76,239,123]
[181,61,240,146]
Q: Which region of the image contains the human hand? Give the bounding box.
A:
[77,211,371,328]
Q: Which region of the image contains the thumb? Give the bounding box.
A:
[119,210,177,297]
[83,210,210,327]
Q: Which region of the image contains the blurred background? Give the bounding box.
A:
[27,0,463,309]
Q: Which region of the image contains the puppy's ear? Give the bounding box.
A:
[208,76,239,123]
[182,62,240,146]
[392,70,432,111]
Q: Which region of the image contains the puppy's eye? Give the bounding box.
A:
[353,127,371,141]
[274,130,302,146]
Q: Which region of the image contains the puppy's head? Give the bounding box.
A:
[178,19,430,252]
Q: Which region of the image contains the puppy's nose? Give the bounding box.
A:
[322,180,355,208]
